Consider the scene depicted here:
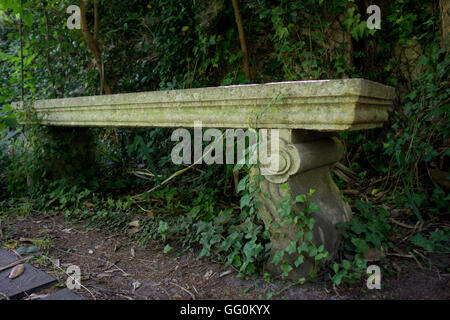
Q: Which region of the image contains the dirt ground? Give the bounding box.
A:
[1,213,449,300]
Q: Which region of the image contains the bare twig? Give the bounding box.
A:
[0,254,35,272]
[53,246,130,277]
[334,162,360,183]
[342,189,360,195]
[93,0,99,42]
[409,251,424,269]
[170,282,196,300]
[19,0,24,101]
[390,218,416,229]
[133,131,226,199]
[79,0,111,94]
[43,256,96,300]
[386,252,414,259]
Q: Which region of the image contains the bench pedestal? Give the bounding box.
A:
[253,129,352,279]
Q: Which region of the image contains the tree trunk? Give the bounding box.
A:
[231,0,251,80]
[79,0,112,94]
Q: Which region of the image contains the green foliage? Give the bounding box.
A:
[331,255,367,285]
[0,0,448,288]
[343,2,376,41]
[329,200,394,285]
[384,40,449,220]
[271,187,329,280]
[410,229,450,252]
[163,171,270,276]
[255,0,354,80]
[339,200,395,254]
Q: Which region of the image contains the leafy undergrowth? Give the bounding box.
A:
[1,159,448,289]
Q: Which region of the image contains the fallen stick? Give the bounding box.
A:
[43,256,96,300]
[0,254,35,273]
[170,282,196,300]
[386,252,414,259]
[390,218,416,229]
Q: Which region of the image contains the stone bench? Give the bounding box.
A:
[16,79,395,278]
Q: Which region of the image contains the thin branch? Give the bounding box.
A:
[44,256,96,300]
[93,0,99,42]
[0,254,35,272]
[79,0,111,94]
[19,0,24,101]
[170,282,196,300]
[58,30,66,96]
[53,246,130,277]
[132,131,227,199]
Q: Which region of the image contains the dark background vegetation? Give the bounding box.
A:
[0,0,448,287]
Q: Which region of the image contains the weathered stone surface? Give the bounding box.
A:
[252,130,352,279]
[27,79,395,131]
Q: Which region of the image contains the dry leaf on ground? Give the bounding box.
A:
[9,264,25,279]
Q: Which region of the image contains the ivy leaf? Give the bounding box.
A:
[333,273,343,285]
[307,202,320,213]
[410,234,434,251]
[333,263,339,273]
[240,193,252,209]
[236,176,248,193]
[295,195,307,203]
[271,250,284,266]
[351,238,370,254]
[342,259,351,270]
[315,252,328,260]
[243,240,262,260]
[294,254,304,267]
[306,218,315,230]
[309,247,317,257]
[285,241,297,254]
[299,241,309,252]
[280,262,293,276]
